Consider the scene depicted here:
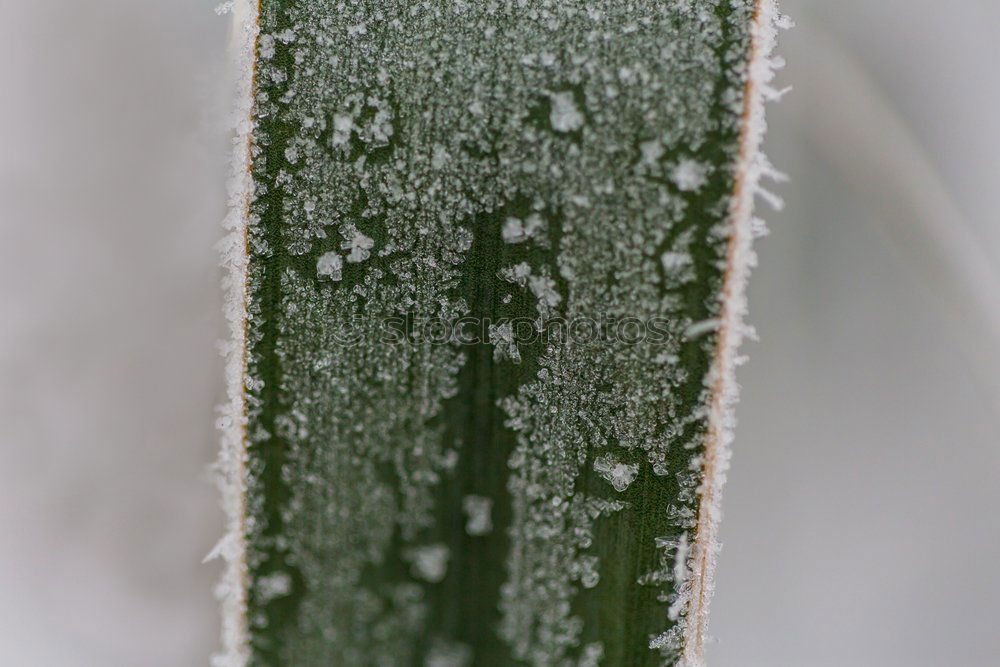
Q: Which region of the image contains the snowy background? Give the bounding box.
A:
[1,1,997,665]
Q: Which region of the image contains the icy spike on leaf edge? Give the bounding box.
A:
[680,2,788,665]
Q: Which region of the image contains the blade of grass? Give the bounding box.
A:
[214,2,785,664]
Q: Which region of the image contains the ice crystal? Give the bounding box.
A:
[499,262,532,287]
[341,226,374,263]
[255,571,292,603]
[593,454,640,493]
[527,273,561,321]
[661,251,693,273]
[640,139,666,166]
[462,495,494,537]
[670,159,711,192]
[315,251,343,281]
[501,214,545,245]
[489,322,522,364]
[425,640,473,667]
[331,114,352,146]
[549,92,584,133]
[405,545,451,584]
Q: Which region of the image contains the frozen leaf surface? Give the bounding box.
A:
[216,0,785,665]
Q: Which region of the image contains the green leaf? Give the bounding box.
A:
[214,1,784,665]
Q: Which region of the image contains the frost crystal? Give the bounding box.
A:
[331,114,352,146]
[640,139,665,166]
[684,318,722,340]
[501,214,545,245]
[255,571,292,603]
[593,454,639,493]
[501,218,527,244]
[549,91,584,132]
[580,642,604,667]
[425,640,472,667]
[661,251,692,272]
[528,274,561,319]
[576,555,601,589]
[488,322,522,364]
[405,545,450,583]
[670,159,710,192]
[462,495,494,536]
[499,262,532,287]
[649,630,675,650]
[341,227,374,263]
[316,251,343,281]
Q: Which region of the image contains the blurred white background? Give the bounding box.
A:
[0,1,996,665]
[0,1,228,664]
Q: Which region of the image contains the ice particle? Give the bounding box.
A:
[405,544,450,583]
[463,495,494,536]
[316,251,343,281]
[549,91,584,132]
[341,227,374,263]
[593,454,639,492]
[670,159,710,192]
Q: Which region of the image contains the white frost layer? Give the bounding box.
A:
[211,1,259,665]
[680,2,788,665]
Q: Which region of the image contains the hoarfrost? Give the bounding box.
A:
[431,144,450,170]
[501,214,545,245]
[425,640,472,667]
[575,554,601,589]
[501,218,527,244]
[213,2,258,665]
[528,274,561,320]
[549,91,584,132]
[593,454,639,493]
[680,3,788,664]
[331,114,353,146]
[640,139,665,166]
[405,544,450,584]
[661,251,692,273]
[580,643,604,667]
[341,227,374,263]
[255,571,292,603]
[462,495,494,536]
[488,322,522,364]
[670,159,710,193]
[315,251,343,281]
[684,318,722,340]
[499,262,532,287]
